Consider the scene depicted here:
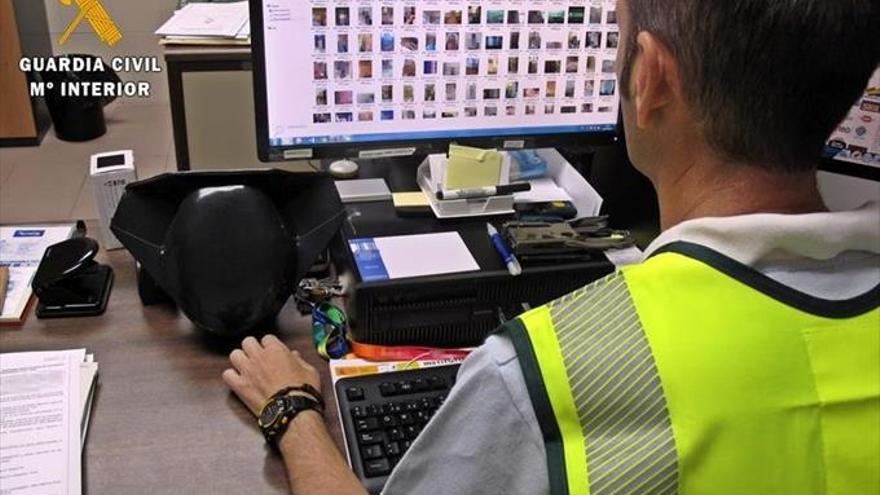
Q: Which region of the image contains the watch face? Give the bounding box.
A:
[260,399,283,427]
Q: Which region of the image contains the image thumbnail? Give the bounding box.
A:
[401,37,419,51]
[424,10,441,24]
[443,62,461,76]
[487,10,504,24]
[586,32,602,49]
[466,57,480,75]
[337,34,349,53]
[607,32,620,49]
[548,10,565,24]
[445,10,462,24]
[426,33,437,51]
[446,32,460,50]
[334,90,353,105]
[404,7,416,24]
[313,113,331,123]
[333,61,350,79]
[381,32,395,52]
[600,79,616,96]
[315,88,327,106]
[590,7,603,24]
[359,33,373,52]
[358,60,373,78]
[508,57,519,74]
[382,59,393,77]
[381,6,394,25]
[486,36,503,50]
[529,32,542,50]
[402,59,417,77]
[424,60,438,75]
[314,35,326,53]
[336,7,350,26]
[507,11,520,24]
[382,85,393,101]
[314,61,327,80]
[312,8,327,27]
[359,7,372,26]
[468,6,482,24]
[528,10,545,24]
[466,33,481,50]
[569,7,585,24]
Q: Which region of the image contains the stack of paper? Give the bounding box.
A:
[0,349,98,495]
[1,224,76,324]
[156,1,250,45]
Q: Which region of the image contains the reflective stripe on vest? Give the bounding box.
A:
[508,242,880,495]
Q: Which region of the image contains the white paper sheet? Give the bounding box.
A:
[0,349,85,495]
[156,1,249,38]
[514,178,573,203]
[374,232,480,279]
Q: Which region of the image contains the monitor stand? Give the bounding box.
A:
[328,159,360,179]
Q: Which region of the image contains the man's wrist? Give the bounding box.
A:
[277,409,325,452]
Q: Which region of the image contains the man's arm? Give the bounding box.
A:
[222,335,366,495]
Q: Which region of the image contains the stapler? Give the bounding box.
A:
[32,237,114,318]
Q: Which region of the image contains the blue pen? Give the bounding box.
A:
[487,223,522,276]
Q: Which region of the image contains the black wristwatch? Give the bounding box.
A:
[258,393,323,444]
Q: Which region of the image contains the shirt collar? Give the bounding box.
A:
[643,201,880,267]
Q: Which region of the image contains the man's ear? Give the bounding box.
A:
[633,32,681,129]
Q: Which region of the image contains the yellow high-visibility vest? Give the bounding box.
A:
[507,242,880,494]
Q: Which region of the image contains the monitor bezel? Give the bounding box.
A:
[250,0,620,162]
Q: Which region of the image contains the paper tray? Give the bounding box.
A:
[417,158,515,219]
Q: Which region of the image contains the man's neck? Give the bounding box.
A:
[653,154,827,231]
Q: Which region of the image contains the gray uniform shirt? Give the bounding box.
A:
[382,203,880,494]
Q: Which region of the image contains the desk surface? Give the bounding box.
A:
[0,239,341,494]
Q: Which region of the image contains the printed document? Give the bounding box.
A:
[0,349,86,495]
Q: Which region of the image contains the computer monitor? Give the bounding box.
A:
[822,67,880,181]
[250,0,622,161]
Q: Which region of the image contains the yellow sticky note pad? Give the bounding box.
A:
[392,192,430,208]
[443,144,503,189]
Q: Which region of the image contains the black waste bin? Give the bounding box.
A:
[39,54,120,142]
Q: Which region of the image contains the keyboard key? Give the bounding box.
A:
[390,402,404,414]
[404,401,420,412]
[398,413,414,426]
[362,444,383,460]
[415,411,431,423]
[346,387,365,401]
[380,414,397,427]
[365,405,381,416]
[351,406,367,419]
[356,417,379,432]
[386,442,401,456]
[402,440,413,451]
[396,381,414,394]
[379,382,397,397]
[364,458,391,477]
[358,431,386,445]
[403,425,419,439]
[388,428,405,441]
[428,376,447,390]
[413,379,430,392]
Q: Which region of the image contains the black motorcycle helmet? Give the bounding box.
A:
[111,170,345,335]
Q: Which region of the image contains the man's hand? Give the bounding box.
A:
[222,335,321,416]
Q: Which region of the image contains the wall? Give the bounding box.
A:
[818,171,880,211]
[42,0,178,105]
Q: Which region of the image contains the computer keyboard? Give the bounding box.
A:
[335,364,461,494]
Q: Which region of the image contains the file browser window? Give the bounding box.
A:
[260,0,620,146]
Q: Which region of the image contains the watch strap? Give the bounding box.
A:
[260,394,322,444]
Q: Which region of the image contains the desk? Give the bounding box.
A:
[0,230,342,494]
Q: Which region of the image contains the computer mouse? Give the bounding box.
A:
[328,160,359,179]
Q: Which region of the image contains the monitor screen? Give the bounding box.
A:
[252,0,621,160]
[824,67,880,174]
